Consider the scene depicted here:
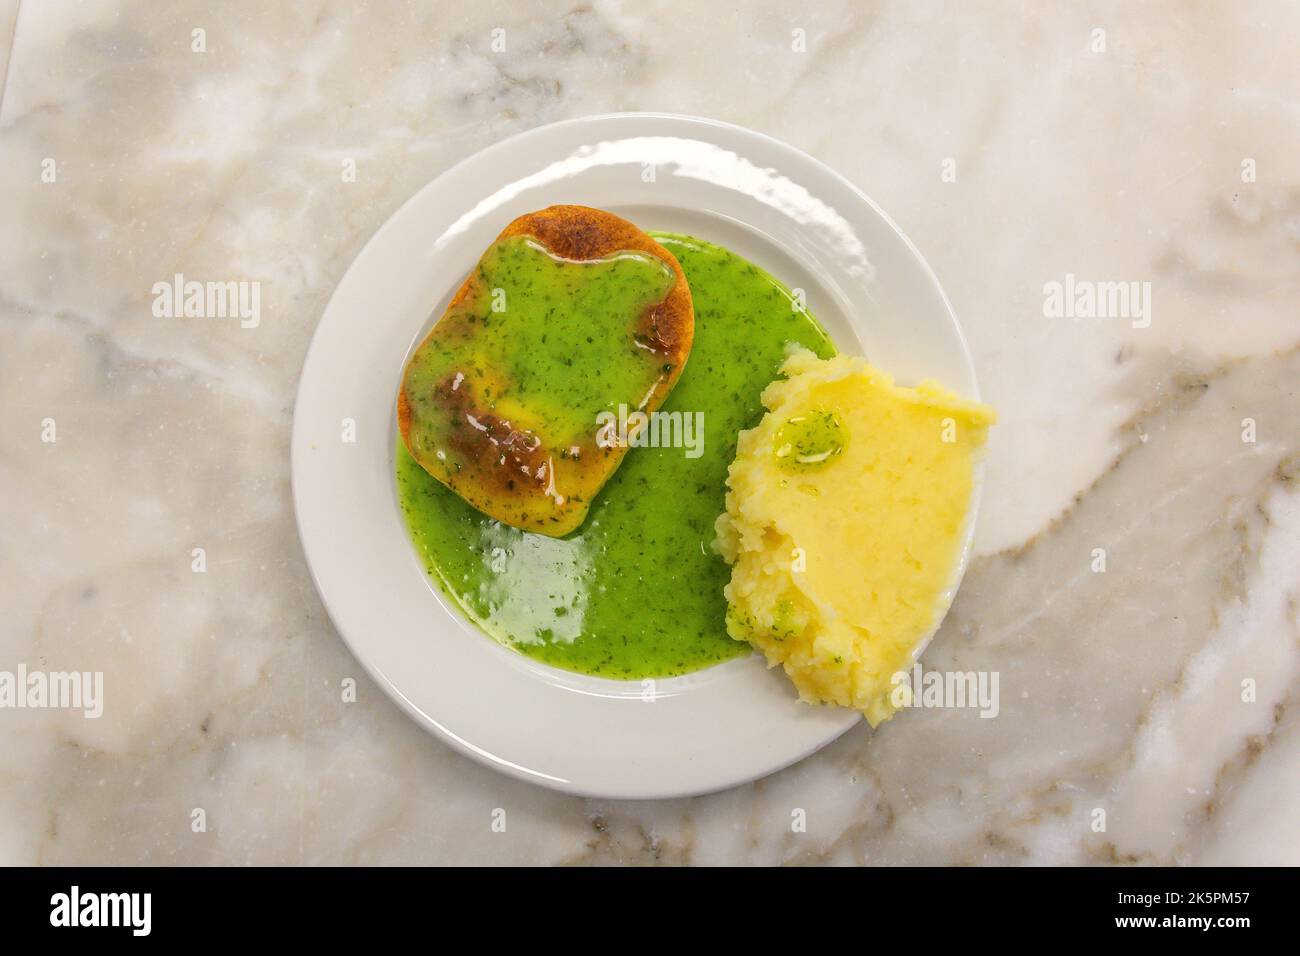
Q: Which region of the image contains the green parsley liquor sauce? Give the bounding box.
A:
[396,234,836,678]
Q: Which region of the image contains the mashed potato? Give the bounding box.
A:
[714,347,995,726]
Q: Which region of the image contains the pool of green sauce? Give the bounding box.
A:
[396,233,836,678]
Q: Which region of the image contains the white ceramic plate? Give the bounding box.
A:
[292,113,981,799]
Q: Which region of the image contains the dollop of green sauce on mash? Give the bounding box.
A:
[773,409,849,472]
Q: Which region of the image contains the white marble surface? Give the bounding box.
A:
[2,0,1298,864]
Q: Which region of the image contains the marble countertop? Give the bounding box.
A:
[2,0,1297,865]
